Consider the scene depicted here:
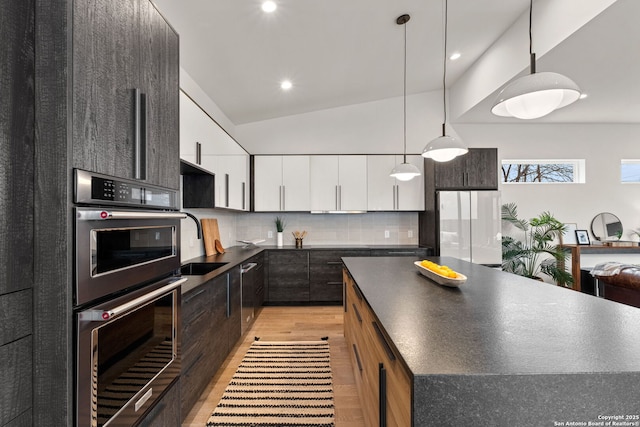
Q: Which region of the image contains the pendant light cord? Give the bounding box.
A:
[442,0,448,137]
[529,0,536,73]
[403,19,408,163]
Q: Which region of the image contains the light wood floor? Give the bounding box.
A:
[182,305,366,427]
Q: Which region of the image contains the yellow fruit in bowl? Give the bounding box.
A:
[419,260,460,278]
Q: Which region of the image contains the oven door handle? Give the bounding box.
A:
[76,210,187,221]
[79,277,187,322]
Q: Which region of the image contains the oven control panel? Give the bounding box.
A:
[74,169,178,209]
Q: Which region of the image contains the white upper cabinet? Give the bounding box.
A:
[180,91,249,210]
[254,156,310,211]
[310,155,367,211]
[367,155,424,211]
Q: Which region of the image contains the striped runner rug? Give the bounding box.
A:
[206,340,335,427]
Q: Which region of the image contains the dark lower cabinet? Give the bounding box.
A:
[268,250,310,302]
[180,272,241,420]
[138,379,180,427]
[369,248,430,257]
[227,268,242,349]
[309,250,370,302]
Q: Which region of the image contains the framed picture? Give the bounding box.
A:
[560,223,578,245]
[575,229,591,245]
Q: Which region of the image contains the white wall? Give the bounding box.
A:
[236,91,445,155]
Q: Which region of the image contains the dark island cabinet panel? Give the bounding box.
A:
[268,250,310,302]
[309,250,370,302]
[429,148,498,190]
[0,337,32,426]
[72,0,179,189]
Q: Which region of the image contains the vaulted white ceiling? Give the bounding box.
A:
[153,0,637,125]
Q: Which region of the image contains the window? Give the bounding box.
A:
[621,159,640,183]
[501,160,585,183]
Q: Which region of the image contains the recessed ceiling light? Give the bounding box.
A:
[262,1,277,13]
[579,93,588,99]
[449,52,461,61]
[280,80,292,90]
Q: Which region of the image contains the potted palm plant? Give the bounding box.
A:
[501,203,574,288]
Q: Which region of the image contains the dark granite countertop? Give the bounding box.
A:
[342,256,640,377]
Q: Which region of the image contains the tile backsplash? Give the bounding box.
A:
[180,210,419,261]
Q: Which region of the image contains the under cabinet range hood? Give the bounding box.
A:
[310,210,367,214]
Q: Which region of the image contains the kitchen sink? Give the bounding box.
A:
[180,262,228,275]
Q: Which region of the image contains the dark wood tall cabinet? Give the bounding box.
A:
[31,0,180,425]
[419,148,499,252]
[0,0,34,425]
[72,0,179,189]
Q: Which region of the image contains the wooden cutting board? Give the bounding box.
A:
[201,218,221,256]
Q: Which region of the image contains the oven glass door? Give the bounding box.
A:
[75,208,183,306]
[76,279,183,427]
[92,225,175,276]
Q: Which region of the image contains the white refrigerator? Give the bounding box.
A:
[438,191,502,265]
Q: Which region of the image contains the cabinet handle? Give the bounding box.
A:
[395,185,400,210]
[352,344,363,372]
[351,283,363,301]
[242,182,246,210]
[372,321,396,362]
[326,261,342,265]
[327,281,343,285]
[226,275,231,318]
[225,173,230,207]
[184,352,204,373]
[196,142,202,165]
[335,185,339,210]
[134,88,147,180]
[379,363,387,427]
[351,303,362,323]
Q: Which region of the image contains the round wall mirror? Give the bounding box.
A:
[590,212,623,241]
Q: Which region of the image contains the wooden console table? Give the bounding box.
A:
[561,244,640,292]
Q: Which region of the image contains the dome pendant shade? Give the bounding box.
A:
[422,132,468,163]
[491,71,581,119]
[390,162,422,181]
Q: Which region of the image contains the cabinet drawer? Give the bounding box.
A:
[370,248,430,257]
[0,337,32,426]
[182,285,212,323]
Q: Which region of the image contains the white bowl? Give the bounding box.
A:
[414,261,467,287]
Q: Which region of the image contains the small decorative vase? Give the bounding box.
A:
[295,238,303,248]
[277,232,283,247]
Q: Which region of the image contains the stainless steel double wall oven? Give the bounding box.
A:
[73,169,186,427]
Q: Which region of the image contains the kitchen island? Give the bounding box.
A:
[342,256,640,426]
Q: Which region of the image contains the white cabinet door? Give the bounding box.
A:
[310,155,367,211]
[254,156,310,211]
[309,156,339,211]
[338,155,367,211]
[396,155,424,211]
[367,155,396,211]
[226,155,248,211]
[282,156,310,211]
[254,156,283,211]
[367,155,424,211]
[179,92,201,165]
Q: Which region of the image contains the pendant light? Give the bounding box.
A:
[491,0,581,119]
[390,14,421,182]
[422,0,467,163]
